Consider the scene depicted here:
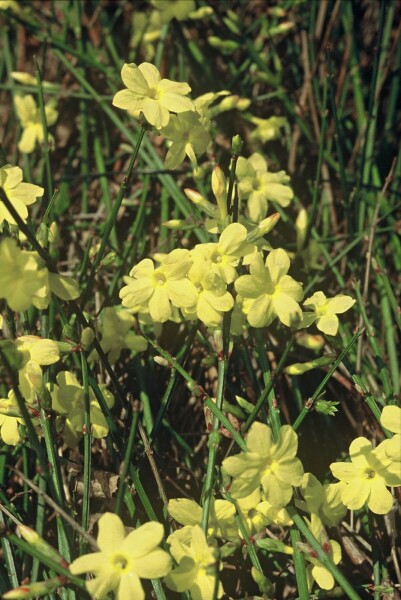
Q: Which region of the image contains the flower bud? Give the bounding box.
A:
[246,213,280,242]
[80,327,95,350]
[231,134,243,155]
[211,165,228,220]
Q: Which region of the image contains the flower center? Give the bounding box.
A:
[110,553,130,572]
[153,270,166,286]
[364,468,376,479]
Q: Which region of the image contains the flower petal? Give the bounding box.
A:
[97,513,126,552]
[131,549,172,578]
[123,521,164,557]
[117,573,144,600]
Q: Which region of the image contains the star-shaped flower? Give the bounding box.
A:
[112,62,194,129]
[69,513,172,600]
[234,249,303,328]
[0,164,44,225]
[14,94,58,154]
[222,422,304,506]
[330,437,401,514]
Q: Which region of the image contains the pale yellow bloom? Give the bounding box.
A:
[235,249,303,328]
[120,249,197,323]
[70,513,171,600]
[0,164,44,225]
[113,63,194,129]
[165,525,223,600]
[14,95,58,154]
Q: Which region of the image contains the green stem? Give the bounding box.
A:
[292,328,363,431]
[79,127,146,308]
[288,506,362,600]
[290,527,310,600]
[80,352,91,555]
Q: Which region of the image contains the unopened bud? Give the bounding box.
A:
[247,213,280,242]
[163,219,185,230]
[80,327,95,351]
[100,252,117,267]
[232,134,243,155]
[4,576,67,599]
[296,208,308,250]
[184,188,217,218]
[212,165,227,219]
[18,525,67,566]
[153,355,170,367]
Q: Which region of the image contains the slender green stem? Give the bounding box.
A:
[293,328,363,431]
[288,506,362,600]
[290,528,310,600]
[115,404,139,517]
[79,127,146,308]
[80,352,91,555]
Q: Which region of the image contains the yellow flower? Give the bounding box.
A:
[161,111,210,170]
[0,165,44,225]
[15,335,60,402]
[69,513,172,600]
[0,238,46,312]
[380,405,401,462]
[14,95,58,154]
[300,473,347,527]
[167,497,236,540]
[165,525,223,600]
[150,0,196,24]
[222,422,304,506]
[191,223,254,284]
[330,437,401,514]
[0,390,26,445]
[248,115,287,144]
[181,259,234,327]
[96,307,148,363]
[234,249,303,328]
[50,371,114,447]
[236,153,293,222]
[304,515,342,591]
[120,249,198,323]
[301,291,355,335]
[112,62,194,129]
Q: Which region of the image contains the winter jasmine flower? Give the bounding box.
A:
[69,513,172,600]
[222,422,304,506]
[120,249,197,323]
[301,291,355,335]
[0,238,45,312]
[299,473,347,527]
[181,259,234,327]
[161,111,210,170]
[167,497,236,540]
[380,405,401,462]
[330,437,401,514]
[192,223,254,284]
[165,525,223,600]
[50,371,114,447]
[235,248,303,328]
[15,336,60,402]
[112,62,194,129]
[236,153,293,222]
[14,95,58,154]
[95,307,148,363]
[248,115,287,144]
[304,515,342,591]
[0,390,27,445]
[0,164,44,225]
[151,0,196,24]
